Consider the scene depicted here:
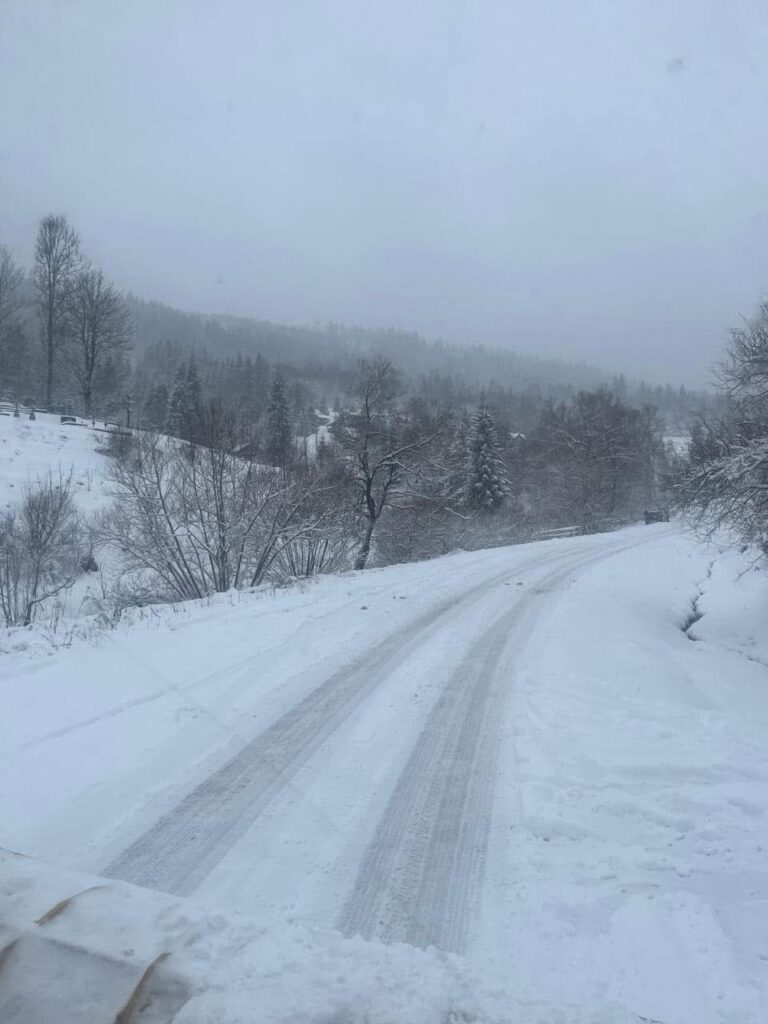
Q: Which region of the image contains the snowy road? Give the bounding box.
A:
[3,524,768,1023]
[338,542,628,952]
[102,530,656,946]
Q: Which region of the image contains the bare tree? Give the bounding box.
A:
[269,456,355,579]
[0,245,27,393]
[99,421,338,601]
[675,425,768,547]
[333,357,435,569]
[0,472,84,626]
[677,303,768,549]
[719,301,768,419]
[530,390,661,531]
[34,215,81,409]
[0,244,24,337]
[0,515,23,626]
[65,266,131,417]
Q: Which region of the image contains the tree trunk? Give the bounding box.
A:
[45,312,54,410]
[355,516,376,570]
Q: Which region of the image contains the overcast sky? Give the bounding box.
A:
[3,1,768,384]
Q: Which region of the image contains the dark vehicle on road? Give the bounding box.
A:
[644,508,670,524]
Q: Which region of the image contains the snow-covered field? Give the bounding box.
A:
[0,408,111,513]
[0,409,118,654]
[0,413,767,1023]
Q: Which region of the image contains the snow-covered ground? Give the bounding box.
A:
[665,433,691,455]
[0,409,278,654]
[1,517,767,1022]
[301,408,335,458]
[0,409,120,653]
[0,408,111,515]
[1,409,766,1022]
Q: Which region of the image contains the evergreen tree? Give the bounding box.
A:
[465,408,509,511]
[142,383,170,430]
[254,353,269,415]
[0,323,29,398]
[185,358,202,419]
[265,370,292,469]
[97,354,122,417]
[183,358,203,440]
[163,359,203,440]
[445,413,470,503]
[166,365,188,438]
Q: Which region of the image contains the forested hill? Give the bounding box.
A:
[126,295,607,392]
[125,294,716,434]
[0,212,715,434]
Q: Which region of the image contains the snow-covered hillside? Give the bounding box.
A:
[0,413,766,1023]
[0,409,120,652]
[0,408,112,515]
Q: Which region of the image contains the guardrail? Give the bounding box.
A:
[533,526,582,540]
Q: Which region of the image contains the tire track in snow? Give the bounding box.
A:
[338,541,645,953]
[2,571,448,757]
[103,546,585,895]
[4,550,531,760]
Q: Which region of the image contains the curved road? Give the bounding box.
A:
[104,531,661,951]
[338,543,632,952]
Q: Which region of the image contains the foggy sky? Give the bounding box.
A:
[3,1,768,385]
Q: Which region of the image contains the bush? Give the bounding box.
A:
[99,429,350,601]
[0,473,85,626]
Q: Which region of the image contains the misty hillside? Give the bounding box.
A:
[127,294,607,390]
[126,295,714,429]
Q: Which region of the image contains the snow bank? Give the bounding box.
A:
[481,531,768,1023]
[1,849,642,1024]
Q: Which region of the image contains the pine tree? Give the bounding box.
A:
[142,383,169,430]
[254,353,269,416]
[166,365,188,438]
[184,358,203,440]
[163,360,203,440]
[96,353,127,417]
[465,408,509,511]
[185,358,202,414]
[445,413,470,503]
[265,370,292,470]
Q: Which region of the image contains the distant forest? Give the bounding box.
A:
[126,295,714,437]
[1,215,716,438]
[0,216,726,620]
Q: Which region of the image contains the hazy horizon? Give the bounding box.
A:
[4,1,768,386]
